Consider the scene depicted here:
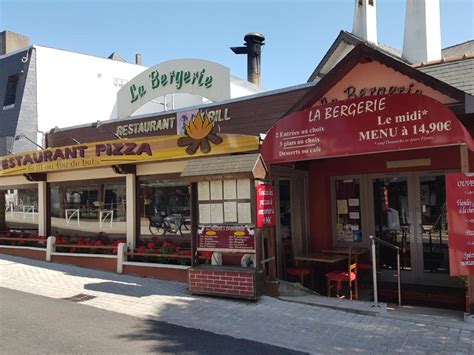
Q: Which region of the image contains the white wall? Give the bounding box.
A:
[35,46,266,133]
[35,46,147,133]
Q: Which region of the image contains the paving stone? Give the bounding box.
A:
[2,253,474,354]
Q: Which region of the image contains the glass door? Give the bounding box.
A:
[369,174,417,284]
[273,169,309,280]
[414,173,458,287]
[369,172,459,287]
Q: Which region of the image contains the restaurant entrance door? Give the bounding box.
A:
[368,172,457,288]
[273,168,310,281]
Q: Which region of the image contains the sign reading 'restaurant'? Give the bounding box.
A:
[447,174,474,276]
[261,94,473,164]
[0,133,259,176]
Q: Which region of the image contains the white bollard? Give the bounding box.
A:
[117,243,127,274]
[46,236,56,262]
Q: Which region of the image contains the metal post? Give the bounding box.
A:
[370,235,378,308]
[397,249,402,306]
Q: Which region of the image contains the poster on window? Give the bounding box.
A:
[256,185,275,227]
[446,173,474,276]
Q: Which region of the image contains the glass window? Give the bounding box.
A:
[334,178,363,243]
[138,178,191,247]
[4,187,38,232]
[50,179,126,240]
[3,74,19,109]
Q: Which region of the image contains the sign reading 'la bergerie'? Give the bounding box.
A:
[117,59,231,118]
[261,94,473,164]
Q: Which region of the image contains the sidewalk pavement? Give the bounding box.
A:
[1,254,474,354]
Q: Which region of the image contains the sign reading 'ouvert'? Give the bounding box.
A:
[117,59,231,118]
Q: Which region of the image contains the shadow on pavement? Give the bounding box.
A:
[0,253,188,297]
[84,281,159,298]
[117,318,307,355]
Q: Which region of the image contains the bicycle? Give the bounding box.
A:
[148,212,186,236]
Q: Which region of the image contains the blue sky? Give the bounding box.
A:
[1,0,473,90]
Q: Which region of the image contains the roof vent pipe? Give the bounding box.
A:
[135,53,142,65]
[230,32,265,86]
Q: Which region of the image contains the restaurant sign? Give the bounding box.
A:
[447,173,474,276]
[0,130,259,176]
[117,59,231,118]
[256,185,275,227]
[261,94,473,164]
[197,225,255,253]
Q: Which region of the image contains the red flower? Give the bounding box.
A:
[201,251,213,260]
[174,246,182,253]
[136,246,146,253]
[69,247,76,253]
[112,248,117,255]
[147,242,155,249]
[162,241,174,249]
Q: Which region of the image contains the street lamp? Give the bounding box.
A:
[51,126,81,145]
[14,133,44,149]
[92,120,123,139]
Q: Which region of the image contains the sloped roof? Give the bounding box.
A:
[307,31,408,82]
[419,58,474,95]
[108,52,127,62]
[181,153,265,179]
[442,40,474,57]
[292,43,468,115]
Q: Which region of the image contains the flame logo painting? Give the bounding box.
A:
[177,111,223,155]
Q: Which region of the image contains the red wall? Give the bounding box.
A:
[308,146,464,252]
[51,255,117,272]
[0,247,46,261]
[123,265,188,283]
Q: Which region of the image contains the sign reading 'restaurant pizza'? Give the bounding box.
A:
[261,94,473,164]
[0,113,259,176]
[447,173,474,276]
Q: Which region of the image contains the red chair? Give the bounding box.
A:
[282,240,312,287]
[326,247,358,300]
[286,266,312,286]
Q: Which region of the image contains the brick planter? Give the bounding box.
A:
[123,262,189,283]
[0,246,46,261]
[51,253,117,273]
[189,265,262,300]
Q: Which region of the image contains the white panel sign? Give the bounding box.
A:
[117,59,231,118]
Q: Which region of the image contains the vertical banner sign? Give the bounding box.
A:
[447,173,474,276]
[256,185,275,227]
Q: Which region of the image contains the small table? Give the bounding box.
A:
[295,253,348,264]
[321,247,368,256]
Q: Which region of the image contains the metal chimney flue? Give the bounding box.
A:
[231,32,265,86]
[135,53,142,65]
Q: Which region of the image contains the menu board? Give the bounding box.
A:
[197,225,255,253]
[447,173,474,276]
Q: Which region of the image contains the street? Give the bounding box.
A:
[0,287,302,354]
